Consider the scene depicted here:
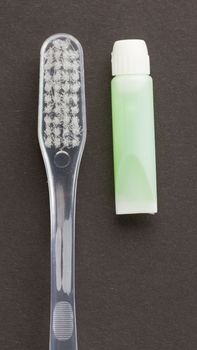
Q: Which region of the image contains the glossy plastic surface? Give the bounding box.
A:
[38,34,86,350]
[111,75,157,214]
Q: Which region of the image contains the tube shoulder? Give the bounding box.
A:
[111,75,153,96]
[112,74,152,83]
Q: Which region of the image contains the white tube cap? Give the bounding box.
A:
[111,39,150,75]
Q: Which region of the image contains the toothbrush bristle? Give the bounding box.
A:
[43,38,81,149]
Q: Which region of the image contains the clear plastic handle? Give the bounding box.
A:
[38,33,86,350]
[49,171,78,350]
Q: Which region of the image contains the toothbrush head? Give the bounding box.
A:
[38,34,86,164]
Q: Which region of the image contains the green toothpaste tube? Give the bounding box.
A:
[111,40,157,214]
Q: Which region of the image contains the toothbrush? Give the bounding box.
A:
[38,34,86,350]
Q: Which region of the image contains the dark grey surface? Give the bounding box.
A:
[0,1,197,349]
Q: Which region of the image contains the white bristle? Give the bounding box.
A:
[54,127,61,137]
[54,138,61,148]
[44,82,52,92]
[54,50,61,60]
[63,127,70,136]
[54,61,62,71]
[45,137,52,148]
[63,138,70,147]
[63,115,71,124]
[73,130,80,138]
[62,71,70,81]
[44,94,52,104]
[70,94,79,105]
[63,93,70,104]
[72,61,80,70]
[54,105,62,115]
[71,106,79,116]
[72,116,79,125]
[45,61,54,70]
[53,71,62,82]
[63,60,73,70]
[71,71,79,81]
[53,82,62,92]
[53,92,62,104]
[44,105,53,114]
[43,38,81,149]
[72,137,80,147]
[45,126,52,136]
[65,82,71,92]
[53,39,63,49]
[44,115,51,124]
[70,82,80,93]
[62,105,70,114]
[44,71,51,81]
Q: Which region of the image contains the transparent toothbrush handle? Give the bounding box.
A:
[49,179,78,350]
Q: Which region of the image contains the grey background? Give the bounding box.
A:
[0,1,197,349]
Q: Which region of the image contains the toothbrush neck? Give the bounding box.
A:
[54,179,75,224]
